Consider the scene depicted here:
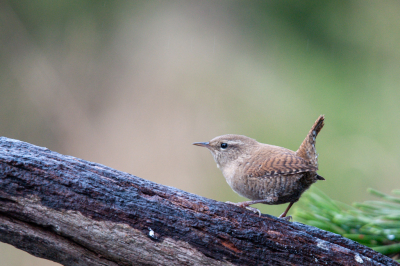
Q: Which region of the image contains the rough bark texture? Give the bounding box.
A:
[0,137,398,266]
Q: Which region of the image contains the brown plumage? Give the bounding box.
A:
[193,115,325,219]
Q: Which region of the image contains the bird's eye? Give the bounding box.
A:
[221,143,228,149]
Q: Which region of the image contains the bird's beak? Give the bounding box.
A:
[193,142,210,148]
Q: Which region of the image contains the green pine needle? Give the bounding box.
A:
[293,187,400,260]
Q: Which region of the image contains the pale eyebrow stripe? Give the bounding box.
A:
[226,140,244,145]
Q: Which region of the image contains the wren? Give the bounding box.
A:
[193,115,325,219]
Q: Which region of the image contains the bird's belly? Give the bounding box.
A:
[231,173,315,204]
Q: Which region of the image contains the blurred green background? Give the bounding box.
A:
[1,0,400,265]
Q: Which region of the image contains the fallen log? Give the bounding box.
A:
[0,137,397,266]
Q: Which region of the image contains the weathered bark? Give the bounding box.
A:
[0,137,397,266]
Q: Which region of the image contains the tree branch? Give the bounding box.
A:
[0,137,397,266]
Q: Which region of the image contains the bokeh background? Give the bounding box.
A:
[1,1,400,265]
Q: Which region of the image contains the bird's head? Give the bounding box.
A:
[193,134,259,169]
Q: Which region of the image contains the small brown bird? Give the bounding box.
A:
[193,115,325,219]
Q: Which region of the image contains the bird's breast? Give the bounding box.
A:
[221,163,237,188]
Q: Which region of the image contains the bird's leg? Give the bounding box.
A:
[226,200,295,220]
[278,202,295,221]
[225,199,272,217]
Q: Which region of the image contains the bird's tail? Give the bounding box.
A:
[296,115,325,169]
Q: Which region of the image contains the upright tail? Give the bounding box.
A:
[296,115,325,170]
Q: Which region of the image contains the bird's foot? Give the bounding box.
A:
[278,215,292,221]
[245,206,261,217]
[277,202,294,221]
[225,201,261,217]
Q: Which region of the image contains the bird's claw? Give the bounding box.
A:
[245,206,261,217]
[278,215,292,221]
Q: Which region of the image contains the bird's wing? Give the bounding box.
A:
[244,153,317,178]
